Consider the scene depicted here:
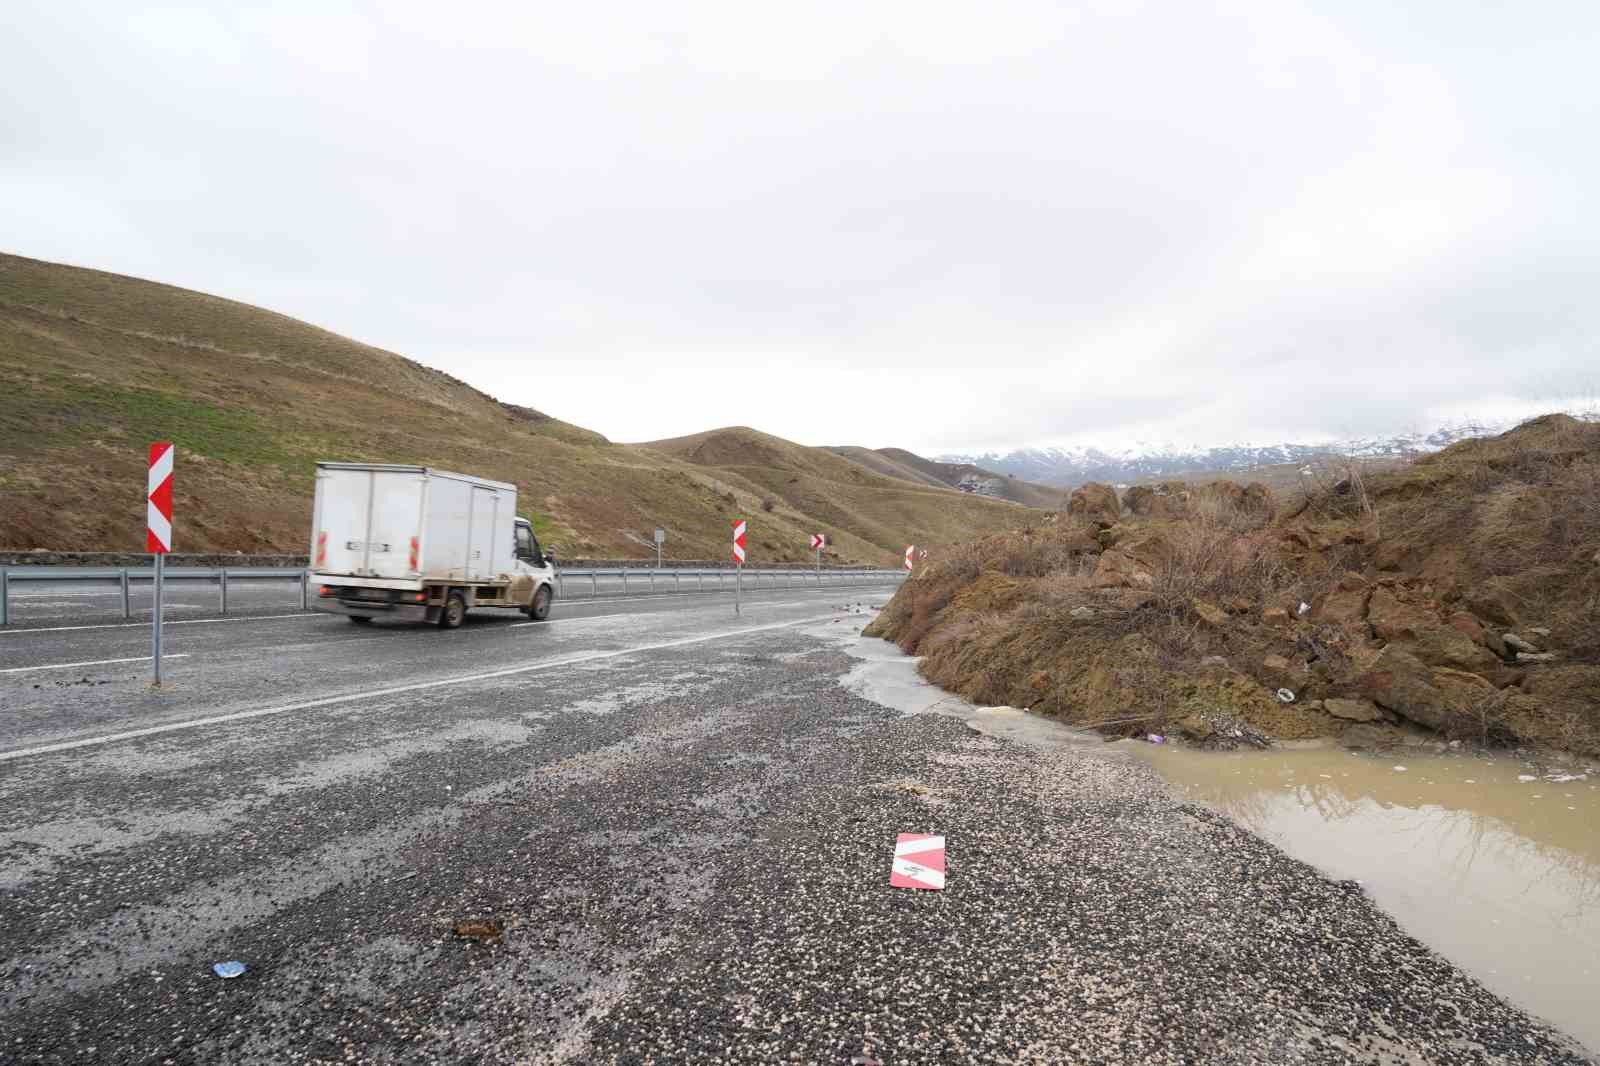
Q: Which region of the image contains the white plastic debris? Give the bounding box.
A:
[1517,774,1537,782]
[212,961,246,979]
[1393,766,1407,772]
[1297,601,1311,616]
[1146,733,1166,744]
[1275,688,1295,703]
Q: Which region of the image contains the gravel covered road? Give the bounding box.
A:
[1,592,1591,1064]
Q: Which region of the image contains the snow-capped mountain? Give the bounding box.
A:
[938,422,1505,489]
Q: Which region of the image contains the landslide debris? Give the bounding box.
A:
[864,414,1600,754]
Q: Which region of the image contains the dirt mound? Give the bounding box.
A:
[867,415,1600,755]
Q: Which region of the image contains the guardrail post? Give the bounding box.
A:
[220,568,229,614]
[622,569,628,594]
[121,568,131,618]
[649,569,655,595]
[674,570,680,593]
[301,570,309,611]
[0,567,7,626]
[591,571,598,598]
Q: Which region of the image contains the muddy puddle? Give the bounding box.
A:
[819,621,1600,1053]
[1133,741,1600,1051]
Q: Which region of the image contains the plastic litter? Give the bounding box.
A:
[1517,774,1537,782]
[1297,601,1311,616]
[1393,766,1407,772]
[1146,733,1166,744]
[451,918,504,941]
[1275,688,1295,703]
[212,961,247,979]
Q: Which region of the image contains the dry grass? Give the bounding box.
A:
[0,253,1046,560]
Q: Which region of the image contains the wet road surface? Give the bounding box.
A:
[1,590,1592,1064]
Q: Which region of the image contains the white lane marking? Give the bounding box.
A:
[0,654,192,675]
[0,613,841,762]
[0,613,316,637]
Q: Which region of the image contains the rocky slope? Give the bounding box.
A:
[869,415,1600,755]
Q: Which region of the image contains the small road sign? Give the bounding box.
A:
[733,519,747,564]
[654,528,665,544]
[147,442,174,554]
[890,833,945,890]
[904,544,915,572]
[810,533,824,551]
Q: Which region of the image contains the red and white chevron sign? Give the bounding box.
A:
[904,544,915,571]
[732,518,747,564]
[890,833,945,890]
[147,441,174,554]
[810,533,824,551]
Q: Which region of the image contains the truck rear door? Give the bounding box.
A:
[313,466,425,578]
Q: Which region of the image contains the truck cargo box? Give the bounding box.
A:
[310,463,517,583]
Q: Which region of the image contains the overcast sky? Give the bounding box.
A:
[4,1,1596,455]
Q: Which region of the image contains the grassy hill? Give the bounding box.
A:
[825,445,1067,509]
[0,252,1045,563]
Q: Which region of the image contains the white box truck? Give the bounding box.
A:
[308,463,556,627]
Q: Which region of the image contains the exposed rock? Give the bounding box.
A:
[1067,482,1121,527]
[1465,587,1519,628]
[1199,655,1230,668]
[1359,646,1453,732]
[1261,606,1289,626]
[1174,714,1215,740]
[1446,611,1485,645]
[1069,605,1096,620]
[1324,697,1383,723]
[1527,626,1552,638]
[1516,652,1559,663]
[1482,629,1508,659]
[1341,723,1402,750]
[1262,654,1292,672]
[1316,588,1369,626]
[1191,600,1229,628]
[1337,571,1368,592]
[1367,587,1434,640]
[1124,481,1190,518]
[1241,481,1275,517]
[1226,597,1252,614]
[1089,550,1152,590]
[1503,632,1540,653]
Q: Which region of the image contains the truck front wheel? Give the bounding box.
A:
[528,585,552,621]
[439,591,467,629]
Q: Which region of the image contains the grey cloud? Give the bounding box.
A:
[3,0,1596,456]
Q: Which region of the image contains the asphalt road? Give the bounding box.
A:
[0,586,1590,1064]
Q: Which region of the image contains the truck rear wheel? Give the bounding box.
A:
[438,591,467,629]
[528,585,552,621]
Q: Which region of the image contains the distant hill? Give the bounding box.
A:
[637,427,1047,558]
[0,252,1043,563]
[824,446,1067,509]
[940,424,1510,489]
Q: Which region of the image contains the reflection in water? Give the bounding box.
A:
[1134,744,1600,1052]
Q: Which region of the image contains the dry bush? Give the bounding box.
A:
[1150,516,1289,614]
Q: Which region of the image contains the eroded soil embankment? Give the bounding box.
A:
[865,414,1600,755]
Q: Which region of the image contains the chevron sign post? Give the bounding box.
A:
[733,518,747,615]
[904,544,915,572]
[148,442,174,686]
[890,833,946,890]
[810,533,824,572]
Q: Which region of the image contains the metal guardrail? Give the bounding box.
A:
[0,565,907,625]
